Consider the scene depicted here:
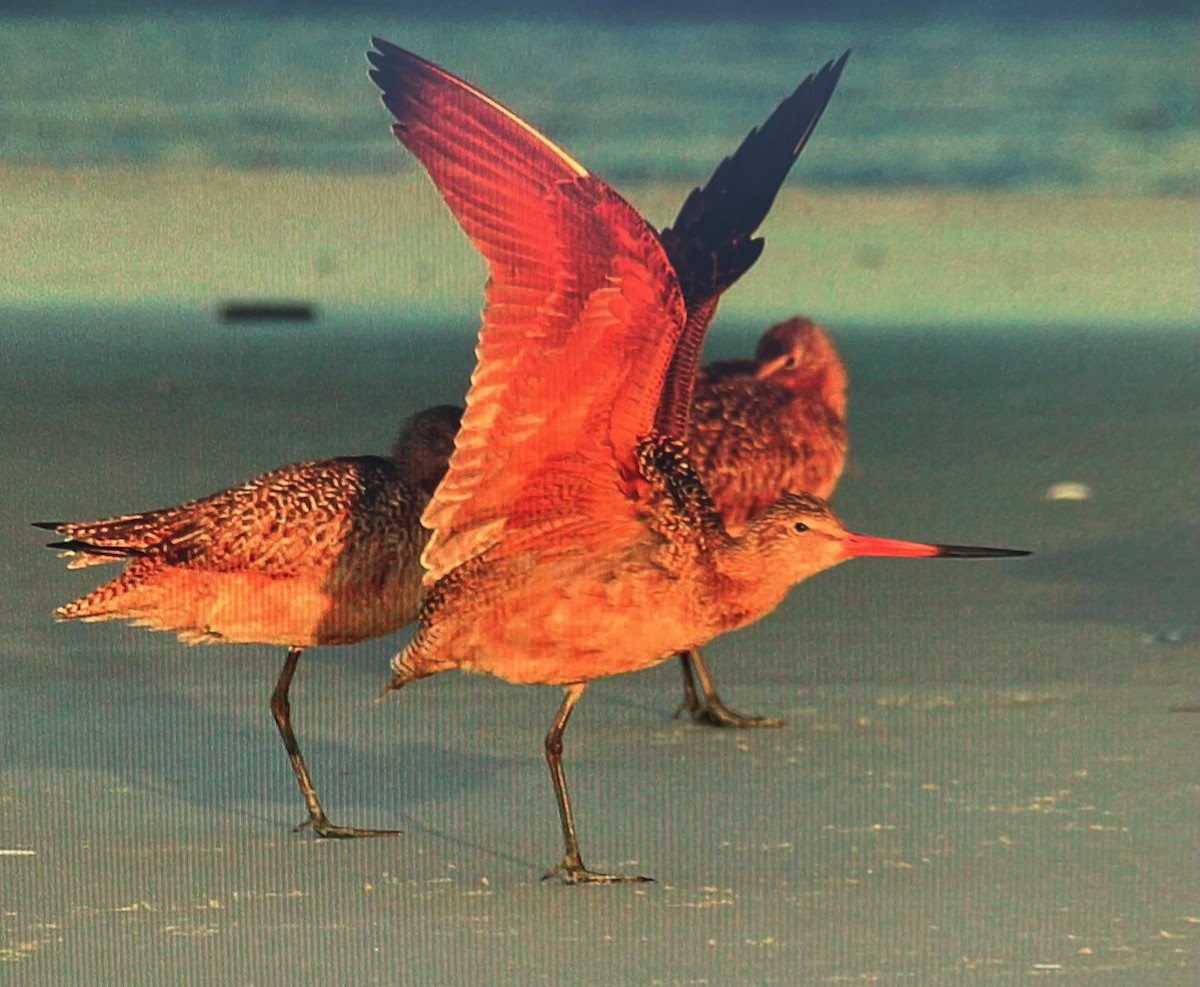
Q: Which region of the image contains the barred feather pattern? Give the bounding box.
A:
[634,434,724,552]
[40,406,462,648]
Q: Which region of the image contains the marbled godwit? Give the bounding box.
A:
[368,40,1027,883]
[677,315,848,726]
[398,50,854,731]
[37,404,461,839]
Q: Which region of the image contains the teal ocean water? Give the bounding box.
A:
[2,14,1196,194]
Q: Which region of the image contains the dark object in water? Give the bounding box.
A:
[217,301,317,322]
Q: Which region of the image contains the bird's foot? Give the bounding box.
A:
[294,813,401,840]
[542,855,652,886]
[675,696,784,730]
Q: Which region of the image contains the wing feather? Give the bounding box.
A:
[655,50,850,439]
[369,40,686,584]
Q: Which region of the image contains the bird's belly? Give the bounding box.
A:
[448,562,707,686]
[144,568,420,648]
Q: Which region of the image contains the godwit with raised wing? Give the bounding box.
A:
[400,50,854,729]
[37,404,461,839]
[368,40,1027,883]
[37,53,849,840]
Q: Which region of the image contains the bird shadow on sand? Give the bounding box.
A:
[0,645,518,839]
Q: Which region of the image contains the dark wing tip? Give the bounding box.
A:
[369,36,404,61]
[368,40,429,139]
[41,538,144,559]
[366,37,390,74]
[933,545,1032,559]
[659,48,850,309]
[32,521,65,531]
[367,37,434,93]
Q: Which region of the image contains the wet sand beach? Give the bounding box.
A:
[1,158,1197,983]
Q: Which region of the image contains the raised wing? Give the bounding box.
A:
[655,50,850,440]
[368,39,686,584]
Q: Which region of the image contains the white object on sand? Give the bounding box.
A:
[1045,481,1092,501]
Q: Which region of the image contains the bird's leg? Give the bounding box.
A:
[542,683,651,885]
[270,647,398,839]
[677,649,704,717]
[675,649,784,729]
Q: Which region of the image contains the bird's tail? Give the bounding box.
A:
[35,523,144,569]
[47,557,219,644]
[33,508,184,569]
[376,639,443,702]
[50,558,150,623]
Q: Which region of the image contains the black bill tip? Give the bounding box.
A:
[933,545,1031,559]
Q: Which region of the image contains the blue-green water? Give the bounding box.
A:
[2,14,1196,194]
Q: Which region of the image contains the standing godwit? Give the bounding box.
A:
[398,50,854,731]
[37,404,461,839]
[677,315,848,726]
[368,40,1027,883]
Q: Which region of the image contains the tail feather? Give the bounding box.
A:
[43,538,145,569]
[34,508,196,568]
[53,585,133,622]
[49,558,221,644]
[52,600,221,644]
[51,559,154,622]
[35,509,183,548]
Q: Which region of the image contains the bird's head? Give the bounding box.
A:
[738,492,1030,588]
[393,404,463,495]
[753,317,847,416]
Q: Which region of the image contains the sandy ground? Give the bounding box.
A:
[1,169,1198,983]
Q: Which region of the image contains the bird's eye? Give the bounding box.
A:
[793,522,809,533]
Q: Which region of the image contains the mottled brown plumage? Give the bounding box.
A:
[38,404,461,838]
[691,317,847,525]
[40,41,852,845]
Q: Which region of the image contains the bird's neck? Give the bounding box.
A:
[703,537,795,637]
